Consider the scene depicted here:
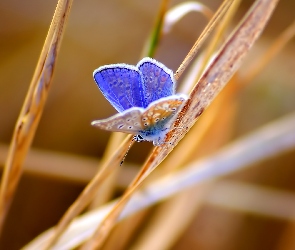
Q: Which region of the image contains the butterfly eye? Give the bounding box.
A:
[155,118,160,122]
[162,117,166,120]
[118,124,124,129]
[142,117,147,121]
[128,126,133,129]
[144,123,148,126]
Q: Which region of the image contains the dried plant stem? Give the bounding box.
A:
[0,0,73,234]
[163,2,214,34]
[194,0,241,82]
[89,133,126,208]
[174,0,234,81]
[43,135,134,250]
[130,182,214,250]
[82,0,279,249]
[241,19,295,85]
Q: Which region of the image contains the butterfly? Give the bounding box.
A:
[91,57,187,146]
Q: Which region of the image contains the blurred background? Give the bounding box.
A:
[1,0,295,249]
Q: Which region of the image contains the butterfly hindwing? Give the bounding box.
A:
[140,95,187,129]
[93,65,146,112]
[91,107,144,134]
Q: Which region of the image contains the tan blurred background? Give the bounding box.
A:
[1,0,295,249]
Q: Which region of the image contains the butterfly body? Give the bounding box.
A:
[92,57,187,145]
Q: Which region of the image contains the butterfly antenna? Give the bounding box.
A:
[120,137,135,166]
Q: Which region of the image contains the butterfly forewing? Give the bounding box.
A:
[93,65,146,112]
[91,107,144,134]
[137,58,175,106]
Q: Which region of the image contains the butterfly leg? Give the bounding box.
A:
[134,134,144,142]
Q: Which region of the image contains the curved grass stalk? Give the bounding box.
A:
[163,1,214,34]
[194,0,242,83]
[174,0,233,81]
[42,135,133,249]
[241,19,295,86]
[0,0,73,234]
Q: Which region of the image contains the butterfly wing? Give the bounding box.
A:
[137,94,187,145]
[91,107,144,134]
[93,64,146,112]
[140,95,187,128]
[137,58,175,106]
[92,95,187,141]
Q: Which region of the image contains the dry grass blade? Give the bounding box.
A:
[43,135,133,249]
[163,1,214,34]
[194,0,242,82]
[88,133,126,208]
[174,0,233,81]
[0,0,73,234]
[82,0,279,249]
[23,111,295,250]
[207,181,295,220]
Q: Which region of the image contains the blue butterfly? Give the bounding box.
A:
[91,57,187,146]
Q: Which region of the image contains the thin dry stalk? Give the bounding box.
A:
[0,143,98,183]
[89,133,126,208]
[163,2,214,34]
[194,0,242,82]
[0,0,73,234]
[43,135,133,249]
[174,0,234,81]
[241,19,295,85]
[83,0,279,249]
[130,182,214,250]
